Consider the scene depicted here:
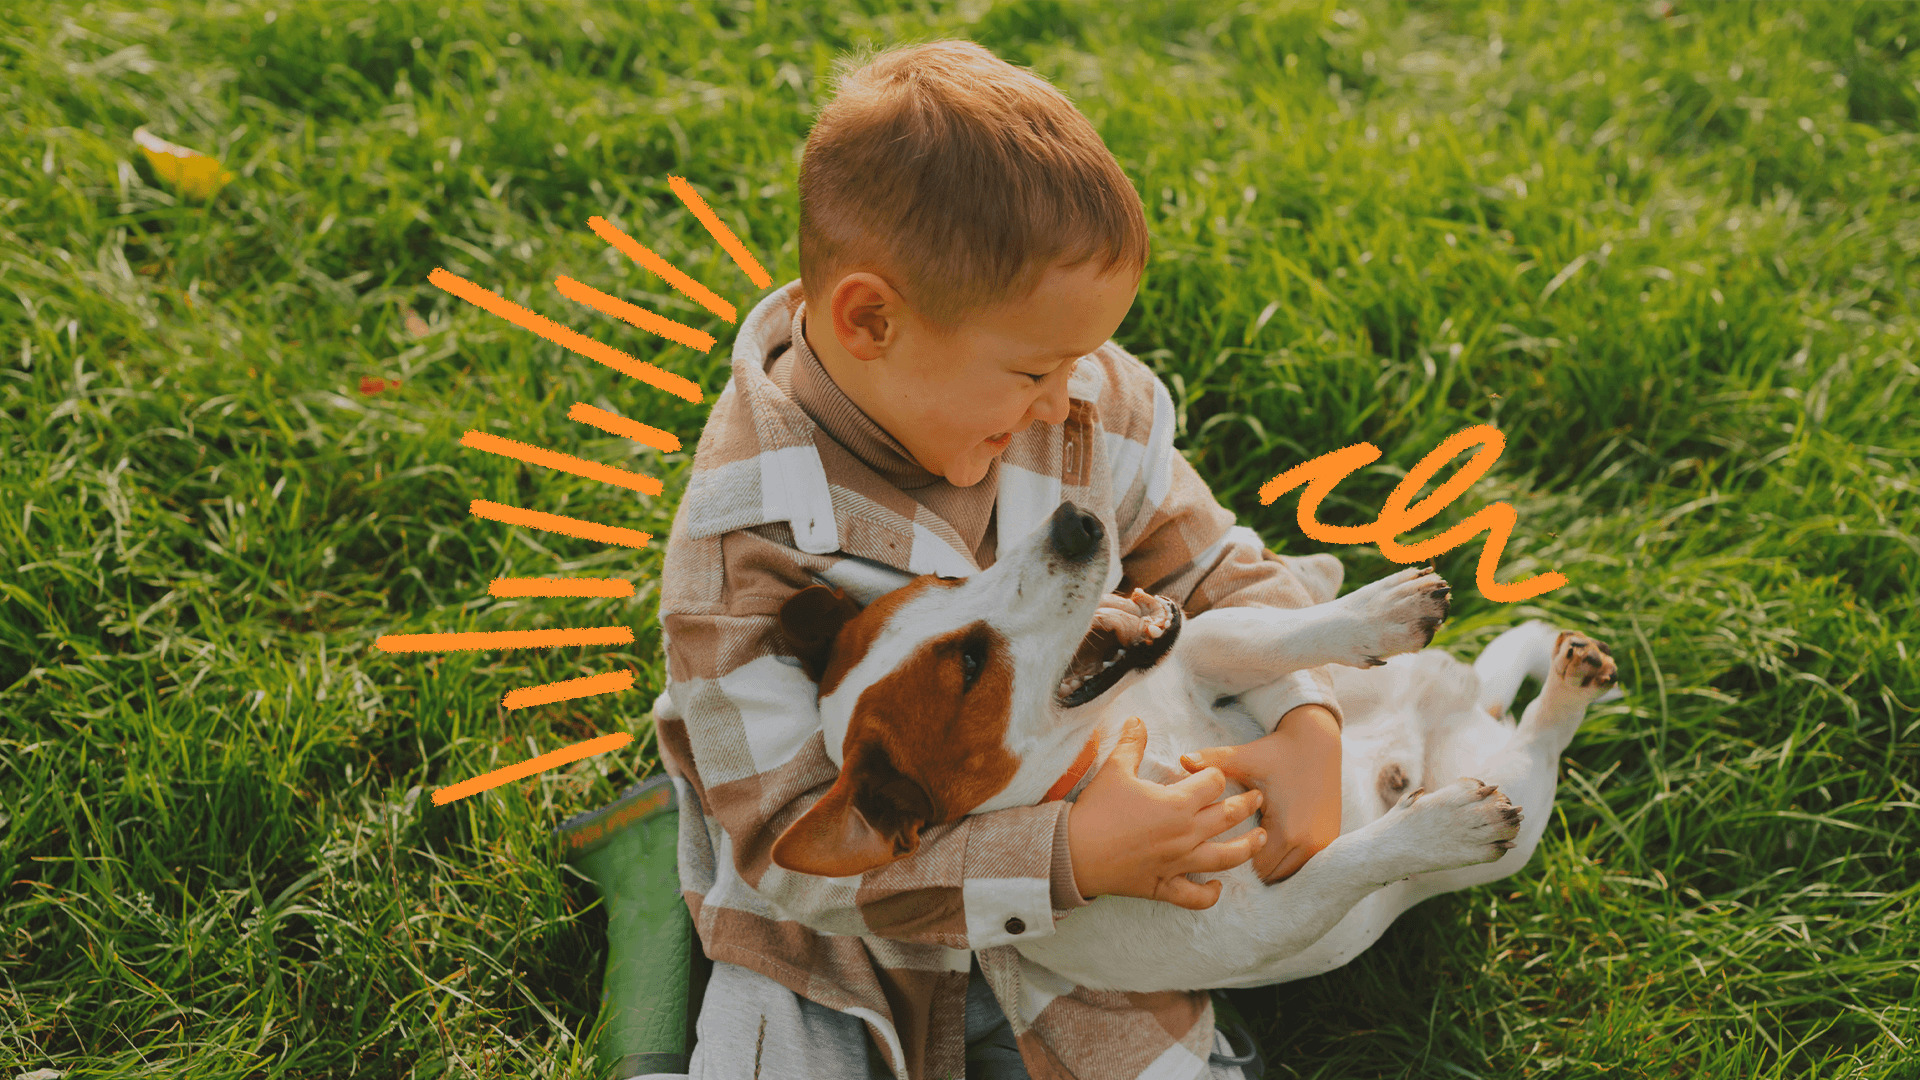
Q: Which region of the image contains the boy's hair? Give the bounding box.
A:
[798,38,1150,335]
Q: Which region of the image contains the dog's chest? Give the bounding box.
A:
[1096,663,1267,786]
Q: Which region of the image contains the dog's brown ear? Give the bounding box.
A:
[779,585,863,683]
[772,740,936,878]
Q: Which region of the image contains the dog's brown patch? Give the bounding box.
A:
[772,617,1019,876]
[807,576,963,699]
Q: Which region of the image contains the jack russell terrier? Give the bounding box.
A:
[771,502,1620,992]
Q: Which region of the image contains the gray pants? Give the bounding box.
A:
[648,959,1252,1080]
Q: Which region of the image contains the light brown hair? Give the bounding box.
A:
[798,38,1150,335]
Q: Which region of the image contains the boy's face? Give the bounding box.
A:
[805,259,1140,487]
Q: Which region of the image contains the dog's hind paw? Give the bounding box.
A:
[1547,632,1619,703]
[1382,776,1522,876]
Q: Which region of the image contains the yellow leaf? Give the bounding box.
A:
[133,127,234,200]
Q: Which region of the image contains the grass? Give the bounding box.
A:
[2,0,1915,1076]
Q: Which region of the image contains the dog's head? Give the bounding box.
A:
[771,502,1183,877]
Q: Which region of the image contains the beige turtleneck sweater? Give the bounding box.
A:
[769,301,1000,568]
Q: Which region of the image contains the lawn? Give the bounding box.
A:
[3,0,1916,1077]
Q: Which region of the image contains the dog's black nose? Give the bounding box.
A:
[1048,502,1102,561]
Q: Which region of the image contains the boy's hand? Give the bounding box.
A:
[1179,705,1342,884]
[1068,716,1268,910]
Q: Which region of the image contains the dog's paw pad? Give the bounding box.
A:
[1550,632,1618,697]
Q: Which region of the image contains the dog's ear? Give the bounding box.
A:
[779,584,863,683]
[771,740,936,878]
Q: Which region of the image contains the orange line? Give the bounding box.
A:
[428,267,703,403]
[586,216,737,324]
[569,403,682,452]
[432,731,634,806]
[375,626,634,653]
[503,669,635,710]
[460,429,663,496]
[668,176,771,289]
[554,276,716,352]
[490,577,636,598]
[470,499,652,549]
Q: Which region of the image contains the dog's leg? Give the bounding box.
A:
[1212,633,1623,986]
[1471,620,1560,719]
[1183,566,1453,697]
[1237,775,1523,959]
[1027,774,1523,991]
[1400,633,1618,900]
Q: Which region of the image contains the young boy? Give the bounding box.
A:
[649,39,1345,1080]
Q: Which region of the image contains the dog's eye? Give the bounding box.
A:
[960,638,986,691]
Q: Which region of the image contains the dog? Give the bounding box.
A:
[769,502,1620,992]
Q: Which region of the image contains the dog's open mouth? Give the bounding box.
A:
[1056,589,1183,707]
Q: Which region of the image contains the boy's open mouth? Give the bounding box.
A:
[984,431,1012,448]
[1056,589,1182,707]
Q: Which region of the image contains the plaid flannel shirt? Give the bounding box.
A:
[652,280,1340,1080]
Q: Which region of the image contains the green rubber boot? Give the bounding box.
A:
[556,774,708,1079]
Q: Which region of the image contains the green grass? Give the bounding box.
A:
[3,0,1916,1076]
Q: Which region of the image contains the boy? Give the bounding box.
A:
[649,38,1344,1080]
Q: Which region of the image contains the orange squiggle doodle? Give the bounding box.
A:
[469,499,652,549]
[668,176,773,289]
[490,578,635,598]
[427,268,703,403]
[554,275,717,352]
[1258,424,1568,603]
[460,429,664,496]
[502,669,636,711]
[431,731,634,806]
[586,215,738,324]
[569,402,683,452]
[375,626,634,653]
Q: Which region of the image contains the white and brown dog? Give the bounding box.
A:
[771,502,1619,993]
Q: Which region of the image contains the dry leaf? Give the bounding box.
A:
[134,127,234,200]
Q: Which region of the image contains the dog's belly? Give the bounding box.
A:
[1027,647,1511,992]
[1093,663,1267,797]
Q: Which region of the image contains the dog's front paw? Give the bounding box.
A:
[1379,776,1521,877]
[1338,565,1451,666]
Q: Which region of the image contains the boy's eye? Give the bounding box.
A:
[1022,371,1046,384]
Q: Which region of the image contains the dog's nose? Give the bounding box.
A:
[1048,502,1103,561]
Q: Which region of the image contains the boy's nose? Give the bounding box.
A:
[1028,376,1072,425]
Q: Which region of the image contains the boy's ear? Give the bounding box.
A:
[771,738,936,878]
[779,584,863,683]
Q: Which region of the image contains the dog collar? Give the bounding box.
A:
[1043,728,1103,802]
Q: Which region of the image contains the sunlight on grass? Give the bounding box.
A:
[2,1,1915,1077]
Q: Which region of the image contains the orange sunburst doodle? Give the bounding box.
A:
[427,268,704,403]
[587,216,737,323]
[667,175,772,289]
[459,429,665,496]
[431,732,635,807]
[569,402,682,452]
[392,175,773,806]
[554,276,717,352]
[375,626,635,652]
[490,578,636,598]
[468,499,652,548]
[502,670,637,711]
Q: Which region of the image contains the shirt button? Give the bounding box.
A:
[1004,917,1026,935]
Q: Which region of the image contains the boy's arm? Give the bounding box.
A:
[658,529,1078,952]
[1105,351,1342,729]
